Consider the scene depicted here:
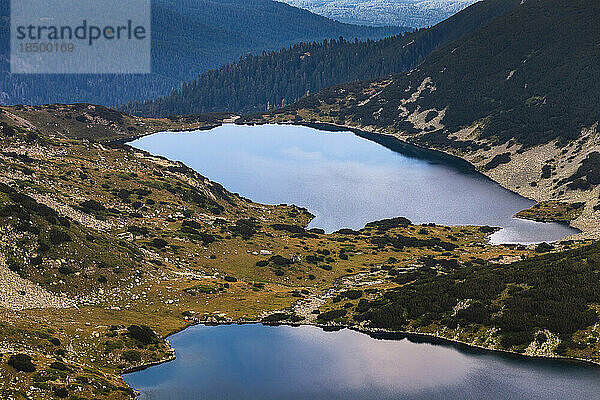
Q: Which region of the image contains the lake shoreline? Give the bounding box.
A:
[234,119,593,238]
[127,119,584,237]
[279,121,587,234]
[122,318,600,389]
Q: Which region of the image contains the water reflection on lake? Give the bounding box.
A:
[132,124,577,244]
[124,324,600,400]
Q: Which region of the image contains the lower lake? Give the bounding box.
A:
[123,324,600,400]
[131,124,577,244]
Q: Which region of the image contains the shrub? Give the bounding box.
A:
[500,331,533,348]
[316,309,347,322]
[271,224,305,234]
[79,200,105,212]
[8,354,36,372]
[182,220,202,230]
[262,313,290,323]
[356,299,371,313]
[365,217,412,230]
[49,361,70,371]
[149,238,168,249]
[484,153,511,170]
[269,255,292,265]
[230,219,260,239]
[58,265,77,275]
[535,242,553,253]
[49,228,72,245]
[30,256,43,266]
[455,302,490,325]
[128,226,149,236]
[121,350,142,363]
[341,290,363,300]
[479,226,497,233]
[52,387,69,398]
[6,256,22,274]
[541,165,553,179]
[335,228,359,235]
[306,255,324,264]
[224,276,237,282]
[127,325,158,345]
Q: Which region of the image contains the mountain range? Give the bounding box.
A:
[0,0,403,106]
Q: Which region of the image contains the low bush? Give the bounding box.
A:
[127,325,158,345]
[316,309,347,322]
[49,228,72,245]
[121,350,142,363]
[49,361,70,371]
[8,354,36,372]
[341,290,363,300]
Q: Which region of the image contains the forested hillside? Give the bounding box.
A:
[356,240,600,356]
[0,0,402,106]
[122,0,519,117]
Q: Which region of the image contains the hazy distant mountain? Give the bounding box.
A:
[0,0,403,106]
[279,0,478,28]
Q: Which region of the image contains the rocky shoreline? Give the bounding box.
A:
[124,316,600,391]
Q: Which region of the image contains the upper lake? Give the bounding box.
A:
[131,124,576,244]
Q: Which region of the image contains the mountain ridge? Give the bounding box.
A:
[122,0,520,116]
[280,0,478,28]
